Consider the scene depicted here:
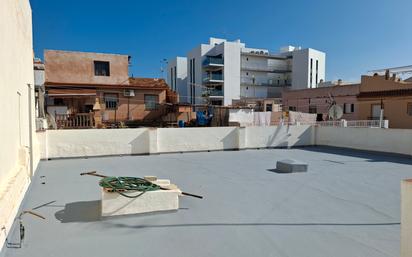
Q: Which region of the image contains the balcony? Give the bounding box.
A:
[202,88,224,98]
[203,73,224,83]
[203,56,224,68]
[241,77,291,87]
[241,65,291,73]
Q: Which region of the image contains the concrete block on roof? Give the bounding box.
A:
[101,188,179,217]
[101,176,183,217]
[276,159,308,173]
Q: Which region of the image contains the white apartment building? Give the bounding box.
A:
[167,57,188,103]
[167,37,325,106]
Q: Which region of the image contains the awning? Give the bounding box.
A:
[47,89,97,97]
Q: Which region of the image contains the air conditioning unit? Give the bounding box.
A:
[124,89,135,97]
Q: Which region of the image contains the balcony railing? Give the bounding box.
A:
[203,73,224,82]
[55,112,94,129]
[203,56,224,66]
[241,77,291,87]
[202,89,223,97]
[241,65,291,73]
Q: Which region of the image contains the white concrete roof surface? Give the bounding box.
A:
[2,147,412,257]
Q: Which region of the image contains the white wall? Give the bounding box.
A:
[158,127,240,152]
[37,126,315,159]
[245,126,313,148]
[37,126,412,160]
[167,57,188,103]
[315,127,412,156]
[223,42,242,105]
[43,128,152,158]
[0,0,36,251]
[401,179,412,257]
[291,48,326,90]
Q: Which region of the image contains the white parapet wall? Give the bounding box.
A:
[315,127,412,156]
[401,179,412,257]
[37,126,315,159]
[157,127,240,153]
[244,125,313,149]
[39,128,151,159]
[36,126,412,160]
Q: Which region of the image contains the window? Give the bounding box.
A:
[266,104,273,112]
[170,67,173,88]
[407,103,412,116]
[344,103,355,114]
[289,106,297,111]
[316,60,319,85]
[145,95,159,110]
[309,105,317,114]
[192,58,196,103]
[94,61,110,76]
[310,58,313,87]
[104,94,118,109]
[371,104,381,119]
[189,59,193,103]
[53,98,64,106]
[174,67,177,91]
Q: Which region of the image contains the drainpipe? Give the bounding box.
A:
[27,84,34,178]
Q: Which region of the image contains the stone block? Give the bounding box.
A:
[276,159,308,173]
[101,188,179,217]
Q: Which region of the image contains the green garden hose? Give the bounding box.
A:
[99,176,161,198]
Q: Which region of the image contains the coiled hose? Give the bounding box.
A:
[99,176,161,198]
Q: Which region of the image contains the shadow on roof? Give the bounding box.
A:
[55,200,101,223]
[299,146,412,165]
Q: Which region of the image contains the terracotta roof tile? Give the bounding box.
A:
[128,78,169,89]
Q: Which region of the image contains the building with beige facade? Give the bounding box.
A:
[0,0,39,251]
[358,74,412,129]
[282,83,360,121]
[282,72,412,128]
[44,50,177,127]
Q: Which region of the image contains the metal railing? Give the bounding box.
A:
[203,73,224,82]
[203,56,224,66]
[55,112,94,129]
[241,77,291,87]
[346,120,387,128]
[289,120,389,128]
[202,89,223,97]
[241,65,291,73]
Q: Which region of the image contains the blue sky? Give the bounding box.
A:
[31,0,412,82]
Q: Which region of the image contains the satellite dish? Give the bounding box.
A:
[328,105,343,120]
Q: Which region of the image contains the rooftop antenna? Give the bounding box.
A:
[327,93,343,120]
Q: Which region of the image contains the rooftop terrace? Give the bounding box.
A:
[3,146,412,257]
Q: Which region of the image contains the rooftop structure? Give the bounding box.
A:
[43,50,178,127]
[282,83,360,121]
[2,147,412,257]
[167,37,325,106]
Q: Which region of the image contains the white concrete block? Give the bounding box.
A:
[101,188,179,217]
